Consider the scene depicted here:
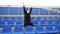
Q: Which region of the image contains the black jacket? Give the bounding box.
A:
[23,6,32,23]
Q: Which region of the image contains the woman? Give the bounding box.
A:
[23,4,33,27]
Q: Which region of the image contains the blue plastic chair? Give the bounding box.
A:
[47,20,54,26]
[40,20,46,26]
[3,16,9,21]
[55,25,60,33]
[14,26,23,34]
[2,26,12,34]
[16,20,23,26]
[45,26,57,34]
[32,20,39,26]
[0,20,5,27]
[36,25,46,34]
[36,16,41,21]
[25,26,35,34]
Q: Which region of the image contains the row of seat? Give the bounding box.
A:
[0,25,60,34]
[0,16,60,21]
[0,7,60,15]
[0,16,60,26]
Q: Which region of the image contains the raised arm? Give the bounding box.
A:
[23,3,26,13]
[30,7,32,14]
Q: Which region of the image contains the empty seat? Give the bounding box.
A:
[9,7,19,14]
[41,17,47,20]
[54,20,60,25]
[36,25,46,34]
[10,17,16,21]
[31,17,35,21]
[3,16,9,21]
[0,20,5,27]
[40,20,46,26]
[25,26,35,34]
[36,16,41,21]
[55,25,60,32]
[2,26,12,34]
[47,17,53,21]
[16,20,23,26]
[14,26,23,34]
[0,7,8,14]
[47,20,54,26]
[17,17,23,21]
[45,26,57,34]
[54,17,59,21]
[7,20,14,27]
[32,20,39,26]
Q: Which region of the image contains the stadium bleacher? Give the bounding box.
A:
[0,6,60,34]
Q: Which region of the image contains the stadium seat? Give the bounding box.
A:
[9,7,19,14]
[36,25,46,34]
[54,17,59,21]
[19,8,24,14]
[36,16,41,21]
[47,20,54,26]
[41,17,47,20]
[0,7,8,14]
[55,25,60,33]
[17,17,23,21]
[10,17,16,21]
[7,20,14,27]
[31,17,35,21]
[16,20,23,26]
[0,20,5,27]
[40,20,46,26]
[2,26,12,34]
[54,20,60,25]
[25,26,35,34]
[32,20,39,26]
[3,16,9,21]
[45,26,57,34]
[47,17,53,20]
[31,8,39,15]
[14,26,23,34]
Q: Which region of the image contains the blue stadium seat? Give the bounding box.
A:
[50,11,57,15]
[47,20,54,26]
[36,16,41,21]
[47,17,53,21]
[16,20,23,26]
[31,8,40,15]
[32,20,39,26]
[10,17,16,21]
[40,9,48,15]
[3,16,9,21]
[9,7,19,14]
[36,25,46,34]
[0,7,8,14]
[17,17,23,21]
[0,20,5,26]
[40,20,46,26]
[2,26,12,34]
[54,20,60,25]
[45,26,57,34]
[7,20,14,26]
[31,17,35,21]
[55,25,60,33]
[25,26,35,34]
[54,17,59,21]
[14,26,23,34]
[41,17,47,20]
[19,8,24,14]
